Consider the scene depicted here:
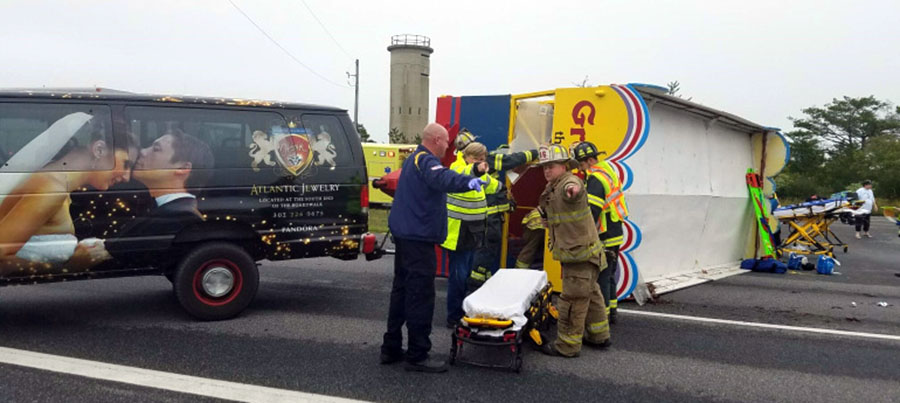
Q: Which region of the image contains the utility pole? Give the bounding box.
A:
[348,59,359,128]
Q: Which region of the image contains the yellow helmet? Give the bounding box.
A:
[538,143,572,165]
[455,129,477,151]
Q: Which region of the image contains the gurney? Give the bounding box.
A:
[775,197,857,257]
[450,269,555,373]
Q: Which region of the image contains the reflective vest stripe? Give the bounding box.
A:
[587,320,609,334]
[493,153,503,172]
[446,195,487,209]
[486,203,510,215]
[558,333,582,345]
[587,193,605,209]
[603,235,624,247]
[610,299,618,309]
[522,209,544,230]
[589,164,629,223]
[553,240,603,263]
[547,207,591,225]
[447,209,484,221]
[442,159,495,250]
[604,191,627,218]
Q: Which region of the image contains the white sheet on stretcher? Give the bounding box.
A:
[462,269,548,335]
[774,199,848,218]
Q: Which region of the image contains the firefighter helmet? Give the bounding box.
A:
[455,129,477,151]
[538,143,572,165]
[572,141,601,161]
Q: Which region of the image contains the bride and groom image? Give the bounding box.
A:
[0,111,214,277]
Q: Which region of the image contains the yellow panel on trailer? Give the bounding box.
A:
[362,143,416,205]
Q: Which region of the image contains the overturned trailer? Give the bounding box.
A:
[436,84,789,300]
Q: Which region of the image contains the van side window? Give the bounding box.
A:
[298,114,352,168]
[124,106,289,171]
[0,103,113,172]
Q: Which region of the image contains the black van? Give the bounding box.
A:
[0,88,380,320]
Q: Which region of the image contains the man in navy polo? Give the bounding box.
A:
[381,123,487,373]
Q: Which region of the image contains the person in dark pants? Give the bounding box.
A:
[381,123,486,373]
[441,142,494,328]
[855,180,877,239]
[469,145,538,289]
[573,141,629,324]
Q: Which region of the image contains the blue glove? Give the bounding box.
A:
[468,178,488,191]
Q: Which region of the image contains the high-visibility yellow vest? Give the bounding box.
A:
[586,162,629,233]
[440,157,500,250]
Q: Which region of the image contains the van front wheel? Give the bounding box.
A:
[173,242,259,321]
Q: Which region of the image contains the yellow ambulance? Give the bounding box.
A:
[362,143,416,205]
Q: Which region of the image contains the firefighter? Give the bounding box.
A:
[572,141,629,324]
[381,123,487,373]
[442,141,499,328]
[469,144,539,290]
[454,129,477,157]
[514,208,545,269]
[537,143,610,357]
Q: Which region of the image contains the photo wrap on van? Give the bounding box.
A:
[1,102,367,284]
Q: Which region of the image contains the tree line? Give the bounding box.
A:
[776,96,900,200]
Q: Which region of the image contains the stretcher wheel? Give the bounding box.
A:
[843,246,848,253]
[514,357,522,373]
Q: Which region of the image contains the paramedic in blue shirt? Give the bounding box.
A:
[381,123,488,373]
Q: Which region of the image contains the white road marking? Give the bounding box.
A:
[0,346,367,403]
[620,309,900,342]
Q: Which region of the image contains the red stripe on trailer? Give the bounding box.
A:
[436,96,453,127]
[620,86,644,159]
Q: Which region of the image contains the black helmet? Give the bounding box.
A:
[572,141,601,161]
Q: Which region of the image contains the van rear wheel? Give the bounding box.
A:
[173,242,259,321]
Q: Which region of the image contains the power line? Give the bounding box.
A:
[299,0,355,61]
[226,0,349,89]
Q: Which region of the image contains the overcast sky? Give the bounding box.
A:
[1,0,898,143]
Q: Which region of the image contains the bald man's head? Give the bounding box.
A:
[421,123,450,157]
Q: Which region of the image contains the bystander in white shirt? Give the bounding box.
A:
[856,187,875,213]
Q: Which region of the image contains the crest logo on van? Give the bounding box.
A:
[249,125,338,176]
[249,129,312,176]
[274,134,313,175]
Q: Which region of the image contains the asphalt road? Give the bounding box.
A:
[0,220,898,402]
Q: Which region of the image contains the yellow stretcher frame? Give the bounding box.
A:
[778,214,848,258]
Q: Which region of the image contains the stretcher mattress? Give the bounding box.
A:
[774,199,850,218]
[462,269,548,332]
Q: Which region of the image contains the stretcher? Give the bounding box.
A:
[450,269,555,373]
[774,198,858,257]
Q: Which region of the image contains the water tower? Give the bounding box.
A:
[388,34,433,143]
